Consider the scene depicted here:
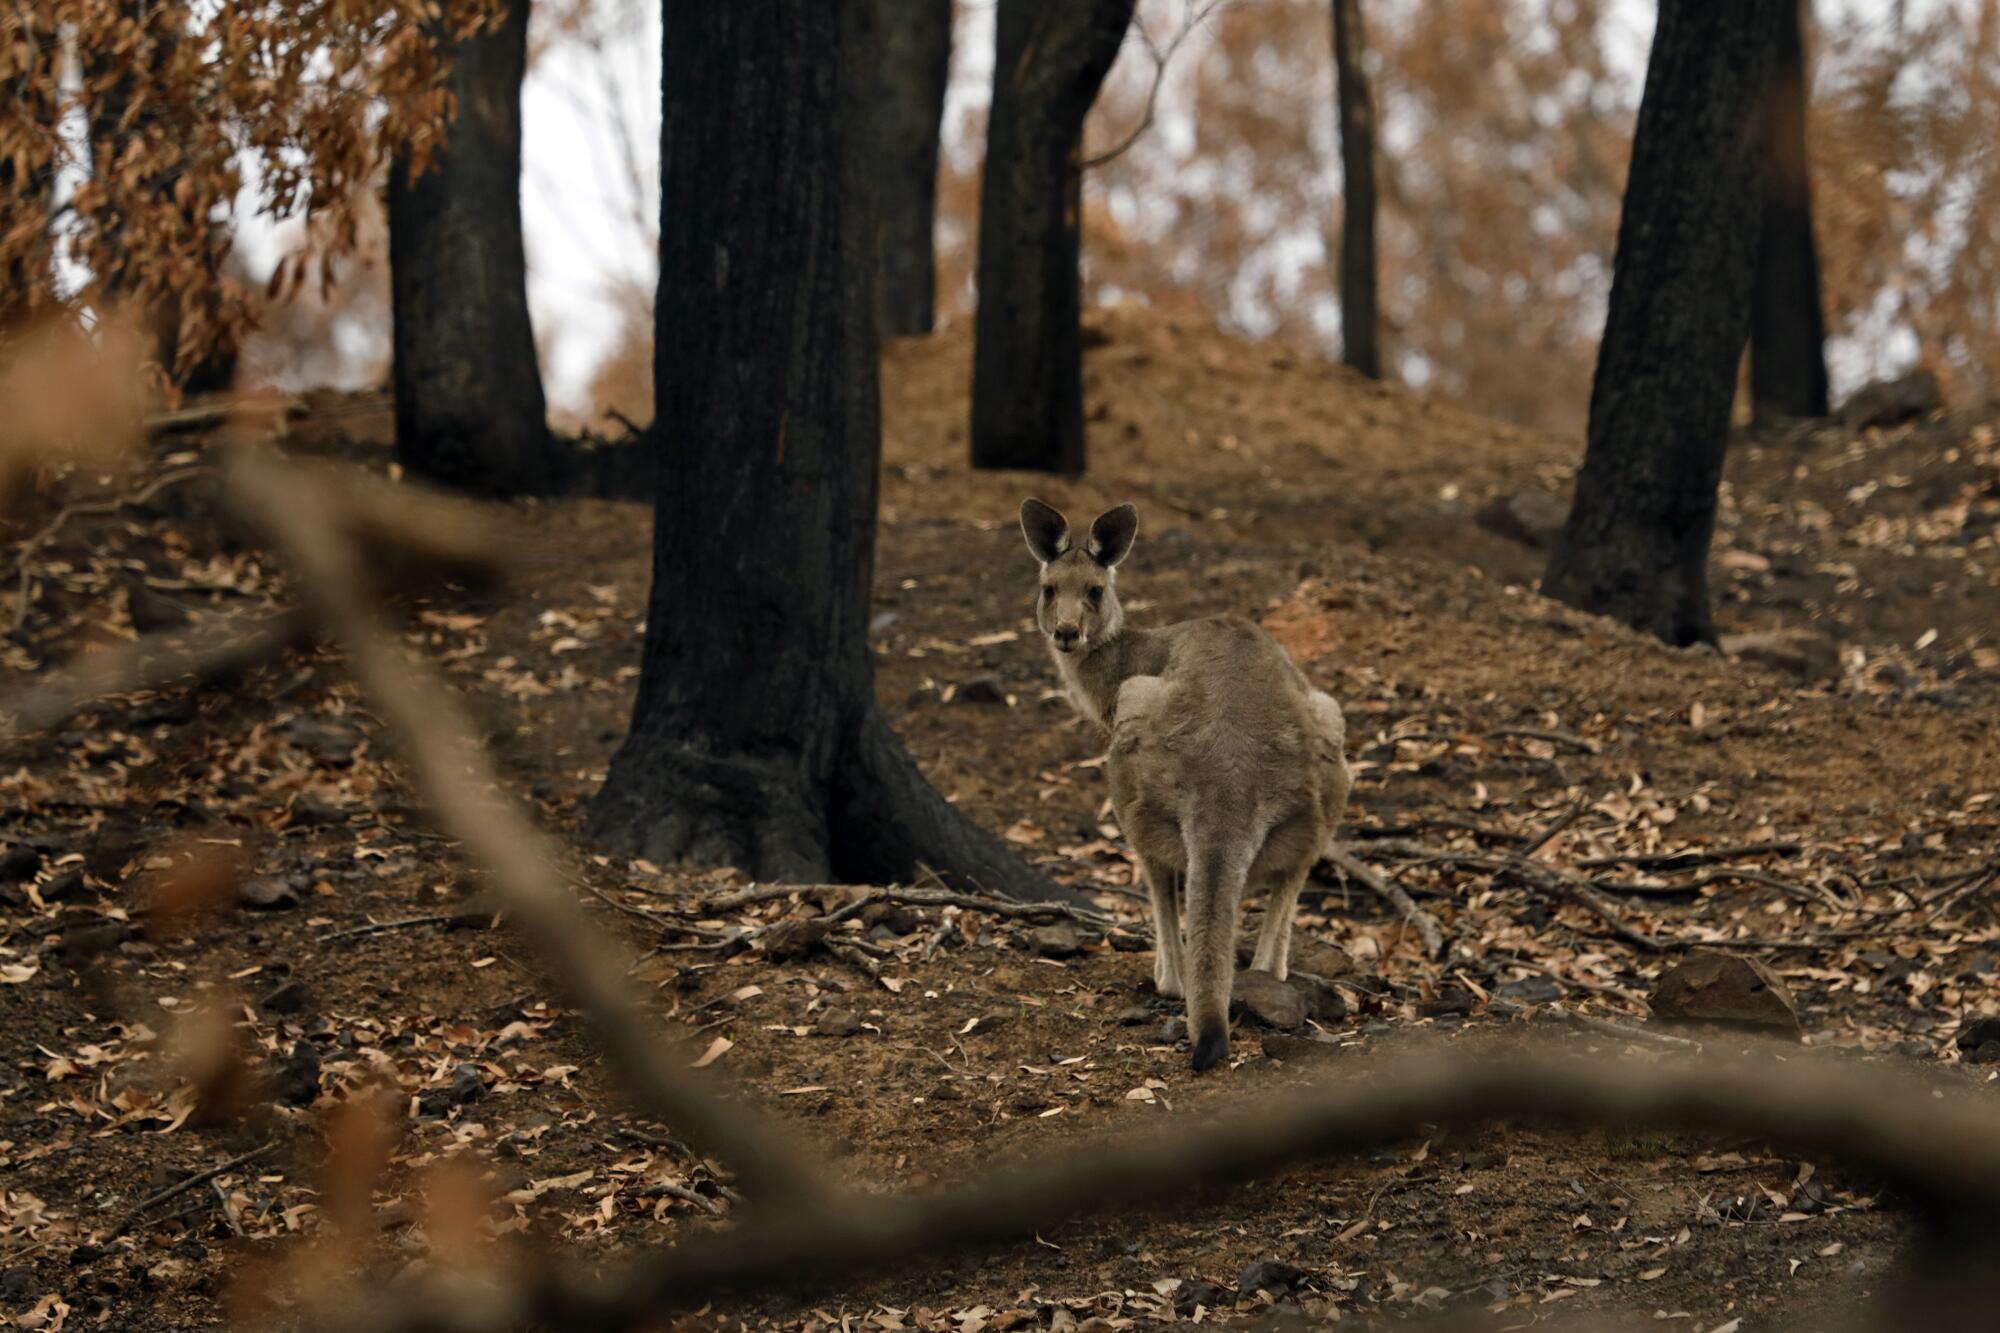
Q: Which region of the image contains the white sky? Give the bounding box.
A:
[219,0,1963,414]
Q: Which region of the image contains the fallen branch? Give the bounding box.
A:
[1517,797,1586,859]
[1363,838,1663,952]
[1576,841,1802,870]
[1322,845,1445,959]
[696,882,1116,927]
[317,913,469,945]
[0,609,305,744]
[1486,726,1600,754]
[224,451,828,1204]
[5,463,210,630]
[103,1141,274,1243]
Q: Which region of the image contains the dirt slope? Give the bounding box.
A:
[2,310,1998,1331]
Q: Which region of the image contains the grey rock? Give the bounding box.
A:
[261,979,313,1017]
[952,674,1009,705]
[1718,629,1840,682]
[239,876,303,911]
[1650,953,1800,1038]
[1232,970,1306,1030]
[1030,922,1083,959]
[1837,368,1940,431]
[812,1007,863,1038]
[1475,491,1569,550]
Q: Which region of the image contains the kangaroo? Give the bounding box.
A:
[1018,499,1352,1071]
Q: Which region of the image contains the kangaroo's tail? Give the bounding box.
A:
[1181,830,1255,1071]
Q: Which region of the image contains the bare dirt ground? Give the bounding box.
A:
[3,309,1999,1331]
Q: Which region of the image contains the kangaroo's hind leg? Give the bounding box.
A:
[1134,854,1185,998]
[1248,813,1319,980]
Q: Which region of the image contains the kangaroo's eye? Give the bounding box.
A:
[1041,585,1055,602]
[1087,586,1104,605]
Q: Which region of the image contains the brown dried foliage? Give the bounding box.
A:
[0,0,495,387]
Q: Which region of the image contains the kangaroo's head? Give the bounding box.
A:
[1019,499,1137,655]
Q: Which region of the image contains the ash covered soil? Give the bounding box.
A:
[3,309,1999,1330]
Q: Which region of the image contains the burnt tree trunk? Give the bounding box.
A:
[852,0,951,336]
[387,0,554,497]
[1541,1,1785,647]
[970,0,1135,474]
[1331,0,1380,379]
[589,0,1067,903]
[1748,0,1829,424]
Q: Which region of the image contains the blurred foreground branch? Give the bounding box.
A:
[221,448,830,1204]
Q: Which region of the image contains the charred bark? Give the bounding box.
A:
[1748,0,1830,425]
[852,0,951,337]
[1542,1,1786,646]
[589,0,1067,903]
[387,0,555,497]
[970,0,1135,474]
[1331,0,1380,380]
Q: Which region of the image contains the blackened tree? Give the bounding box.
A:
[387,0,555,497]
[1542,1,1787,646]
[852,0,952,336]
[970,0,1136,474]
[589,0,1066,902]
[1749,0,1831,424]
[1331,0,1380,379]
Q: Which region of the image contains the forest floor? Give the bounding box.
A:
[3,308,1999,1332]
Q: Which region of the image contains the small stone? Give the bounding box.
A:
[1175,1279,1227,1315]
[1158,1016,1187,1044]
[0,1266,32,1306]
[1956,1018,2000,1063]
[1497,973,1562,1003]
[1030,923,1083,959]
[1718,630,1841,682]
[1232,971,1306,1030]
[0,846,41,883]
[1237,1259,1306,1299]
[1168,1272,1224,1312]
[1112,1004,1154,1026]
[760,918,829,962]
[1261,1032,1336,1062]
[812,1007,863,1038]
[274,1042,322,1107]
[260,979,313,1017]
[1293,975,1349,1023]
[952,674,1009,705]
[446,1063,485,1104]
[284,715,364,766]
[1837,368,1940,431]
[238,876,302,911]
[37,870,85,904]
[1650,953,1800,1038]
[1105,928,1149,953]
[1475,490,1570,550]
[288,795,346,828]
[125,582,190,634]
[1419,985,1475,1018]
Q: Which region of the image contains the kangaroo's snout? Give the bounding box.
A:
[1052,626,1080,652]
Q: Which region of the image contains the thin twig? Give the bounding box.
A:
[1486,726,1600,754]
[103,1141,274,1243]
[317,914,466,944]
[1080,0,1228,170]
[1518,797,1586,859]
[1575,841,1802,870]
[6,464,209,630]
[1322,845,1444,959]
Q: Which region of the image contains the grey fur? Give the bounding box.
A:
[1018,499,1352,1071]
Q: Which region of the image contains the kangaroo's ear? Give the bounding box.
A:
[1088,503,1138,567]
[1020,498,1071,563]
